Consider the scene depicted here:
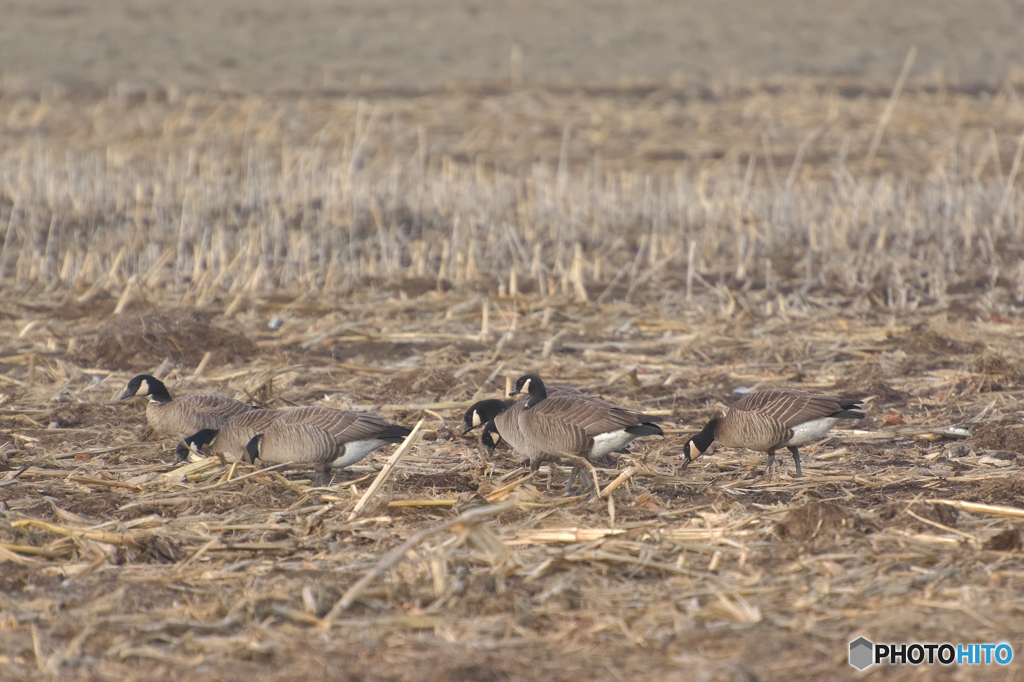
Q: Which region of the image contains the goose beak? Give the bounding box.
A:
[118,388,133,400]
[681,440,701,467]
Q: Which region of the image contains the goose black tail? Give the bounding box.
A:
[378,425,413,443]
[833,399,865,420]
[625,422,664,437]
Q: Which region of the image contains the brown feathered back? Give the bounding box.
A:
[495,392,661,468]
[256,406,408,467]
[716,389,856,451]
[147,393,253,438]
[213,408,287,458]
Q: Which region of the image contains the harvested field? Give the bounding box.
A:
[3,8,1024,679]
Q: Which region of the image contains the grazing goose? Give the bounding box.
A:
[466,374,664,492]
[461,384,587,438]
[463,399,515,456]
[119,375,253,439]
[176,408,287,464]
[244,405,411,486]
[682,388,865,477]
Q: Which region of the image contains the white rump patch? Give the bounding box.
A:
[589,430,636,458]
[328,439,387,469]
[784,417,841,447]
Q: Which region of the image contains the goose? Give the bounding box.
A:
[465,375,664,492]
[462,399,514,456]
[682,388,865,477]
[119,374,253,439]
[176,408,287,464]
[244,405,411,486]
[461,384,587,438]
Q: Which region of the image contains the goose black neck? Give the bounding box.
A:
[244,434,263,464]
[147,377,173,403]
[691,418,719,453]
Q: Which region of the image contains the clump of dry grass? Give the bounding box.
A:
[75,307,256,370]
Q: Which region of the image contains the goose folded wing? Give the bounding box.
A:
[529,395,643,437]
[733,389,843,427]
[184,394,253,418]
[263,423,340,464]
[276,403,380,436]
[322,412,401,443]
[518,407,592,456]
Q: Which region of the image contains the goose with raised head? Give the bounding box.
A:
[244,405,411,486]
[119,374,253,440]
[682,388,865,477]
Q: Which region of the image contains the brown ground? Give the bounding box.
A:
[2,2,1024,681]
[1,296,1024,681]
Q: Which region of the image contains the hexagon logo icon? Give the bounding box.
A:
[849,637,874,670]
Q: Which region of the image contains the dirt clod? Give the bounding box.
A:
[775,502,855,542]
[971,423,1024,455]
[984,527,1023,552]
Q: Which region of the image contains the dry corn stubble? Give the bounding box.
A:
[0,79,1023,681]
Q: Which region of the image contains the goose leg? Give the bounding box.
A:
[763,450,777,480]
[787,446,803,477]
[530,457,553,491]
[315,466,332,488]
[576,470,597,496]
[563,466,581,494]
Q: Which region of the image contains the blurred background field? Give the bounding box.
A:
[2,2,1024,681]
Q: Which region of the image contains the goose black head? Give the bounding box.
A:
[481,421,502,456]
[509,374,547,408]
[462,399,511,435]
[244,434,264,464]
[681,418,719,467]
[175,428,220,464]
[120,375,172,402]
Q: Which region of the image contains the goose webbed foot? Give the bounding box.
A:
[314,467,333,487]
